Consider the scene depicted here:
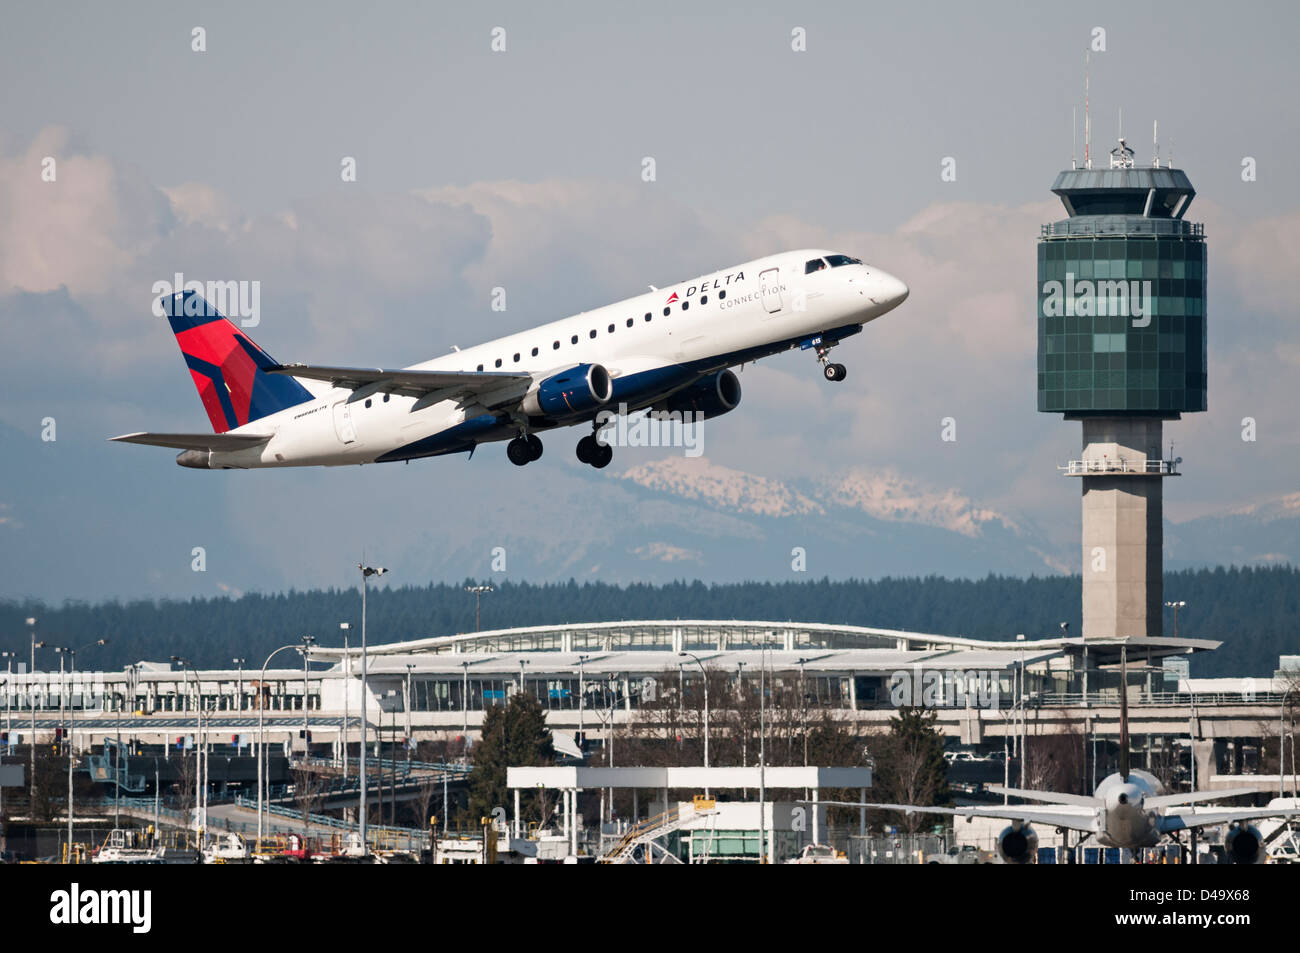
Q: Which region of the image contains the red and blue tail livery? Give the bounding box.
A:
[163,291,313,433]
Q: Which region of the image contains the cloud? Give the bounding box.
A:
[1,126,1299,597]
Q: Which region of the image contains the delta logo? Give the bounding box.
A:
[665,292,679,304]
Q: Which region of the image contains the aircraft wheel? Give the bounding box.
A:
[506,438,532,466]
[823,362,847,382]
[591,442,613,469]
[575,434,597,464]
[525,434,543,461]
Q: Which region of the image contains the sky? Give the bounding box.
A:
[0,1,1297,601]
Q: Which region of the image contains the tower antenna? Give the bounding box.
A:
[1072,106,1077,169]
[1084,50,1091,169]
[1153,120,1159,168]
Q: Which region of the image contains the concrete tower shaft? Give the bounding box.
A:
[1073,418,1173,639]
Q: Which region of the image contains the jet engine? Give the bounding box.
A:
[522,363,612,417]
[996,823,1039,865]
[654,369,742,420]
[1224,823,1264,864]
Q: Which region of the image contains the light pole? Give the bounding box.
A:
[1281,685,1297,800]
[759,639,768,864]
[404,663,415,766]
[233,659,246,713]
[27,618,42,801]
[465,584,493,633]
[358,563,389,851]
[1164,600,1186,639]
[796,657,810,767]
[256,643,301,851]
[300,636,316,756]
[678,652,710,772]
[171,656,204,840]
[576,654,589,753]
[339,623,351,781]
[460,660,471,750]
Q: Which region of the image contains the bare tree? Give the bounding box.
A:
[291,764,325,840]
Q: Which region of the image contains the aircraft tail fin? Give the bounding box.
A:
[1119,643,1131,782]
[162,290,313,433]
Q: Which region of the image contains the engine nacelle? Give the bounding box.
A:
[522,363,612,417]
[1224,823,1264,864]
[654,369,742,420]
[996,824,1038,865]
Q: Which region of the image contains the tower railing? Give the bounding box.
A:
[1059,458,1179,476]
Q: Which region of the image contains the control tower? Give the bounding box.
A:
[1037,137,1206,640]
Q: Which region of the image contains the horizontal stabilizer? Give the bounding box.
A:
[986,786,1100,807]
[268,363,531,398]
[109,432,272,451]
[1145,788,1263,809]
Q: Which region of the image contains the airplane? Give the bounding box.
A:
[111,250,909,470]
[816,645,1300,863]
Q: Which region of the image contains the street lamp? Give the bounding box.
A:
[171,656,205,840]
[232,659,246,712]
[465,585,493,633]
[27,618,42,801]
[1164,601,1187,639]
[678,653,709,772]
[358,563,390,852]
[460,660,471,749]
[576,654,589,754]
[300,636,317,755]
[255,643,302,851]
[338,624,352,782]
[404,663,415,765]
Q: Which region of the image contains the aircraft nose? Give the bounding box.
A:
[879,271,909,307]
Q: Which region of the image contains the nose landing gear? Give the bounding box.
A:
[814,341,847,382]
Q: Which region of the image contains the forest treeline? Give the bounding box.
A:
[1,565,1295,676]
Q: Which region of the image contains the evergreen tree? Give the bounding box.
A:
[871,706,951,833]
[466,692,554,824]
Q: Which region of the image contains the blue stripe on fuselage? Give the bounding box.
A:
[373,322,864,464]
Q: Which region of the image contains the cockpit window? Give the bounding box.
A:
[826,254,863,267]
[804,258,827,274]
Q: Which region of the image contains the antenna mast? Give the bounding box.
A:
[1084,50,1091,169]
[1072,106,1077,169]
[1152,120,1159,168]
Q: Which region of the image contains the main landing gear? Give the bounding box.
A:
[507,433,543,466]
[814,340,847,382]
[575,432,613,469]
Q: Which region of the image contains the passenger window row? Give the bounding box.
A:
[473,289,726,372]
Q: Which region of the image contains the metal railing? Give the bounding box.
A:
[1040,218,1204,239]
[1060,458,1179,476]
[1036,691,1286,708]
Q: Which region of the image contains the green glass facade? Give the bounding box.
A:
[1037,234,1207,415]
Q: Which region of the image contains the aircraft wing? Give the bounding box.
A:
[1157,805,1300,833]
[811,800,1100,833]
[268,363,531,400]
[109,432,272,451]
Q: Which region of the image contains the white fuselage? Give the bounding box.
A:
[207,249,908,468]
[1093,770,1164,848]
